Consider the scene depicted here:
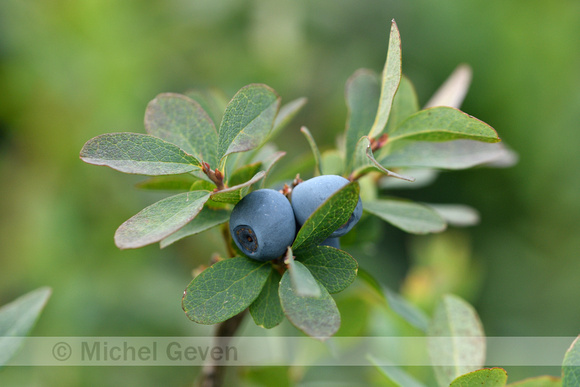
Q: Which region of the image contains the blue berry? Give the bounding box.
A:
[229,189,296,261]
[291,175,363,237]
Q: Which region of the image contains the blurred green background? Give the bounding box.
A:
[1,0,579,385]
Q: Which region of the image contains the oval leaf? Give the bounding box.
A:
[450,368,508,387]
[285,250,321,298]
[297,245,358,294]
[115,191,210,249]
[364,198,447,234]
[182,257,271,325]
[388,107,500,143]
[279,270,340,339]
[563,336,580,387]
[160,207,230,248]
[249,269,284,329]
[427,294,486,387]
[80,132,201,175]
[507,376,562,386]
[136,174,200,191]
[344,69,381,172]
[368,19,402,139]
[0,287,52,367]
[145,93,219,169]
[301,126,323,176]
[427,204,480,227]
[185,88,229,128]
[217,84,280,163]
[210,170,266,204]
[385,75,420,134]
[292,181,360,251]
[378,140,510,170]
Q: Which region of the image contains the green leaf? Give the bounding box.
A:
[368,355,427,387]
[425,64,472,109]
[182,257,271,325]
[344,69,381,172]
[286,248,322,298]
[450,368,508,387]
[185,88,229,128]
[368,19,402,139]
[210,170,266,204]
[135,174,200,191]
[379,169,438,190]
[507,376,562,387]
[279,269,340,339]
[144,93,219,168]
[115,191,210,249]
[249,269,284,329]
[297,245,358,294]
[292,181,360,251]
[160,207,230,248]
[80,133,201,175]
[228,162,262,187]
[353,136,415,181]
[427,294,486,387]
[385,75,420,134]
[270,97,307,140]
[301,126,323,176]
[388,107,500,144]
[217,84,280,164]
[364,198,447,234]
[0,287,52,367]
[378,140,509,170]
[427,204,480,227]
[563,336,580,387]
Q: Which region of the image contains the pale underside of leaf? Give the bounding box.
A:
[279,270,340,339]
[0,287,52,367]
[80,132,201,175]
[368,19,402,139]
[115,191,210,249]
[427,294,486,387]
[364,198,447,234]
[424,64,472,109]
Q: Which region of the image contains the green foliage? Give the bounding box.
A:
[285,249,322,298]
[428,294,486,387]
[249,270,285,329]
[298,246,358,294]
[0,288,51,367]
[563,336,580,387]
[292,182,360,252]
[80,133,201,175]
[115,190,210,249]
[450,368,508,387]
[79,18,513,342]
[182,257,271,324]
[217,84,280,166]
[145,93,219,168]
[278,267,340,339]
[507,376,562,386]
[364,198,447,234]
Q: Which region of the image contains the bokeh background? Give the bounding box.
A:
[1,0,579,385]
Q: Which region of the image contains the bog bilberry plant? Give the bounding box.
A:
[77,20,579,387]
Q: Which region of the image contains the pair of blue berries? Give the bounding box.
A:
[229,175,363,261]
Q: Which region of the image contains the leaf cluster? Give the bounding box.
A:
[79,19,517,339]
